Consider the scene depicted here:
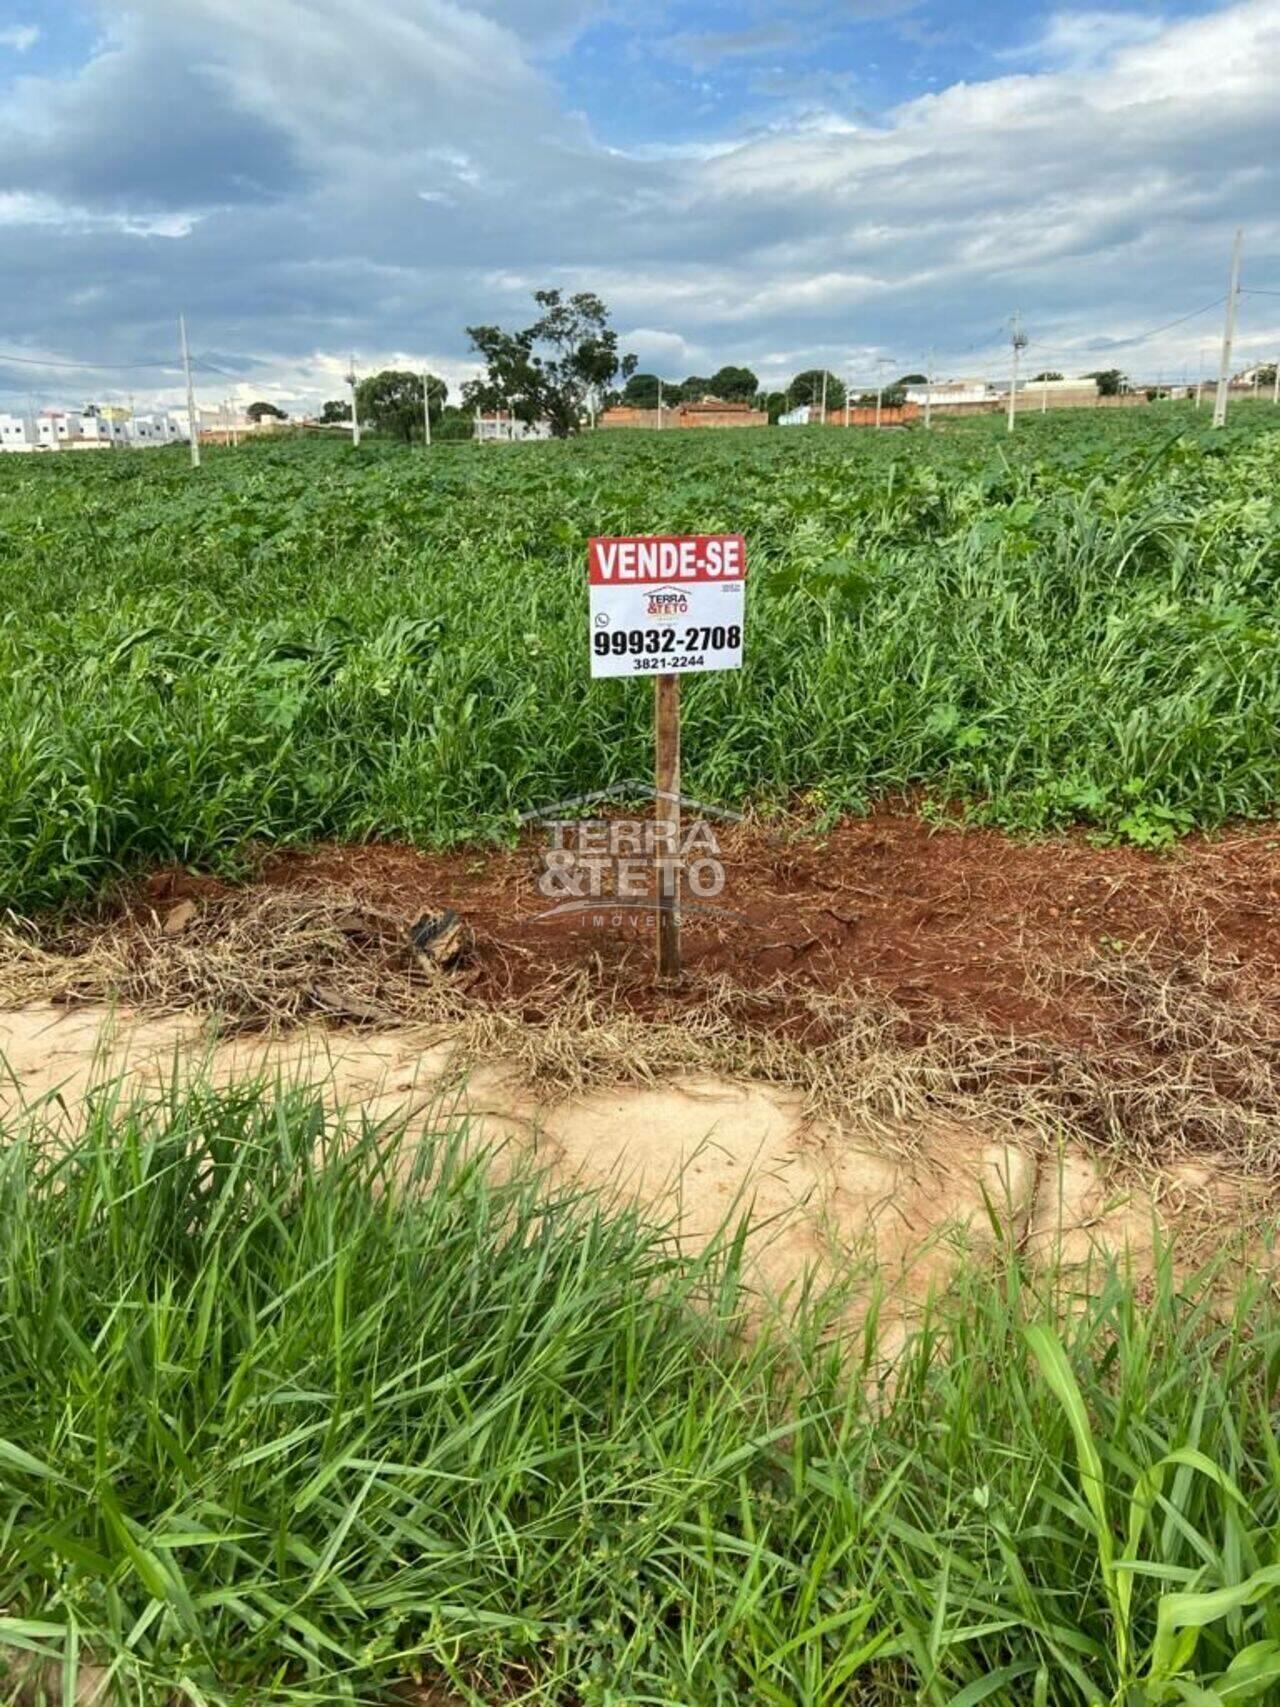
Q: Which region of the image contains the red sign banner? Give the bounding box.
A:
[588,535,747,586]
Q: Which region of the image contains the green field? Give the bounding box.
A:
[2,1081,1280,1706]
[3,406,1279,913]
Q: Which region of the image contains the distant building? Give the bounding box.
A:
[473,411,553,442]
[598,405,679,430]
[0,413,38,451]
[778,404,811,427]
[127,413,182,446]
[824,403,921,427]
[676,397,767,428]
[600,396,766,430]
[0,405,196,452]
[905,380,994,409]
[1014,377,1101,409]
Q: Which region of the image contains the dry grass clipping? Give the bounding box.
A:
[3,890,1279,1183]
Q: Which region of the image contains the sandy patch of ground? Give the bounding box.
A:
[1,1001,1227,1336]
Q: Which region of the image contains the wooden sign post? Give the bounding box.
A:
[587,534,748,983]
[654,673,681,978]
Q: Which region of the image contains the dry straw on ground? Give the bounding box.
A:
[3,887,1278,1184]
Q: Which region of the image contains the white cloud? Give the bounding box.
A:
[1003,10,1166,70]
[2,0,1279,403]
[0,24,39,52]
[0,191,197,237]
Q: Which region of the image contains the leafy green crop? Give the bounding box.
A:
[2,405,1278,912]
[1,1078,1279,1704]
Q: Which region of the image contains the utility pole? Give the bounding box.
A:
[1212,228,1243,429]
[346,356,361,447]
[924,350,934,430]
[179,314,200,469]
[1008,311,1028,434]
[657,377,663,427]
[844,374,851,428]
[1273,358,1279,405]
[819,368,828,425]
[1041,372,1049,413]
[422,371,432,447]
[1195,347,1205,408]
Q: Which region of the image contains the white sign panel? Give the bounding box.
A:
[587,535,747,679]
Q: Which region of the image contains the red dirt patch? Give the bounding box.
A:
[140,809,1280,1052]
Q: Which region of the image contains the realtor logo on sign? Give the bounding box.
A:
[587,535,747,678]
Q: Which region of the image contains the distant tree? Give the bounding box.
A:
[788,370,847,413]
[708,364,759,403]
[433,405,476,442]
[897,373,928,386]
[1030,372,1063,384]
[319,399,351,424]
[355,370,448,443]
[1256,364,1277,386]
[246,401,287,422]
[760,389,789,424]
[1085,368,1126,397]
[622,372,662,408]
[465,290,636,437]
[677,375,714,402]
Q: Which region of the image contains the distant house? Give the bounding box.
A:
[778,404,811,428]
[0,413,38,452]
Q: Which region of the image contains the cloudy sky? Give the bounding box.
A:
[2,0,1278,413]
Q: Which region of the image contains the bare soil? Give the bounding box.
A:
[136,808,1280,1046]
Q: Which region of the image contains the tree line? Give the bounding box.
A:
[301,292,938,441]
[267,289,1161,444]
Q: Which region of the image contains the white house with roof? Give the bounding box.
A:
[0,413,39,451]
[0,405,195,451]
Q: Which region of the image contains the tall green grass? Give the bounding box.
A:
[1,1077,1278,1703]
[2,407,1279,911]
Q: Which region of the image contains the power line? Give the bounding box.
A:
[0,350,179,371]
[192,355,249,380]
[1024,296,1227,362]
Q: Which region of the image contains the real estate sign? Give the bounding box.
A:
[587,535,747,679]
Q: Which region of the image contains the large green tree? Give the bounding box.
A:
[1085,368,1126,397]
[464,291,636,437]
[246,401,287,422]
[318,399,350,424]
[788,370,847,413]
[708,365,759,403]
[355,370,448,443]
[621,373,664,408]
